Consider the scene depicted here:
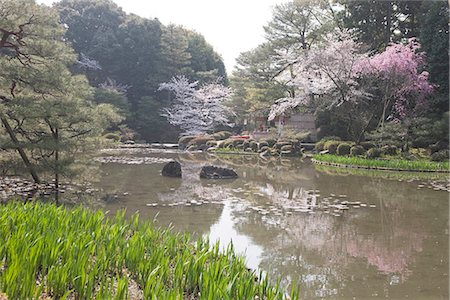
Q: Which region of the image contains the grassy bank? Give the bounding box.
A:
[313,154,449,172]
[0,202,298,299]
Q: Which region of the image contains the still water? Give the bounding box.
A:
[95,150,449,299]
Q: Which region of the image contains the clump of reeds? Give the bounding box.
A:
[0,201,298,299]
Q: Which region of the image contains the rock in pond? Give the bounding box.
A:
[162,161,182,178]
[199,166,238,179]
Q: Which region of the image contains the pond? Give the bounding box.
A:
[95,149,449,299]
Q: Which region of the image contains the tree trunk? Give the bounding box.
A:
[385,2,392,46]
[0,114,41,183]
[357,112,375,144]
[54,127,59,204]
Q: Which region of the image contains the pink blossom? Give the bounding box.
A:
[356,38,434,119]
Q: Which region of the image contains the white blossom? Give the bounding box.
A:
[269,29,372,119]
[76,53,102,70]
[159,76,234,136]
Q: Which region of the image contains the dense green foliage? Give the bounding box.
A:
[55,0,227,142]
[0,0,122,189]
[313,154,449,172]
[0,201,298,299]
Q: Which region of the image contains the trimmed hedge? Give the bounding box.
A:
[350,145,365,156]
[337,143,352,156]
[367,148,382,158]
[324,140,340,154]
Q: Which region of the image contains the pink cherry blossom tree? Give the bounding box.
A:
[356,38,434,127]
[159,76,234,136]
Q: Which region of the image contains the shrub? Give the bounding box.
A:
[324,140,340,154]
[431,150,450,162]
[337,143,351,156]
[321,136,342,142]
[188,136,214,147]
[178,135,196,145]
[315,141,326,152]
[231,139,245,147]
[261,138,276,147]
[206,140,218,147]
[103,132,120,142]
[258,141,269,149]
[212,131,232,140]
[366,148,382,158]
[382,145,398,156]
[360,141,376,150]
[222,139,234,148]
[350,145,365,156]
[429,141,449,154]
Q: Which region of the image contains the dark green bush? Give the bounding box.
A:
[263,138,277,147]
[360,141,376,150]
[382,145,398,156]
[350,145,365,156]
[104,132,120,142]
[337,143,351,156]
[188,136,214,147]
[222,139,233,148]
[324,140,340,154]
[366,148,382,158]
[212,131,232,140]
[315,141,326,152]
[258,141,269,150]
[321,136,342,142]
[431,150,449,162]
[231,139,245,147]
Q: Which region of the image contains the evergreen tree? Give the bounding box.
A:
[1,0,121,194]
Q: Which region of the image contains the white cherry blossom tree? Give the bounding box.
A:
[159,76,234,136]
[268,30,371,121]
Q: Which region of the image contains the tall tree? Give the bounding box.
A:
[56,0,125,84]
[418,0,449,115]
[1,0,121,191]
[264,0,338,50]
[339,0,426,51]
[0,0,75,183]
[56,0,228,142]
[186,31,227,84]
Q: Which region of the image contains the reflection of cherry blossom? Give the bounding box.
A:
[346,228,423,280]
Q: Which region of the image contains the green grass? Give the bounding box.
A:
[313,154,449,172]
[315,164,449,181]
[0,201,298,299]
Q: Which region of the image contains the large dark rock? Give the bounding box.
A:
[162,161,182,178]
[199,166,238,179]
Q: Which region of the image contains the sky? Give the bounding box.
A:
[37,0,290,74]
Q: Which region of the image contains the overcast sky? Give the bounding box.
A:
[37,0,290,74]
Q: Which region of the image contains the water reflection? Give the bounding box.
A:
[95,151,449,299]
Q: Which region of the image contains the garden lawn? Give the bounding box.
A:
[313,154,449,172]
[0,201,298,299]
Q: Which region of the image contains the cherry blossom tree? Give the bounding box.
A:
[268,30,371,121]
[355,38,434,126]
[158,76,234,136]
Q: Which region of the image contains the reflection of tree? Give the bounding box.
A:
[229,171,431,298]
[346,228,423,277]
